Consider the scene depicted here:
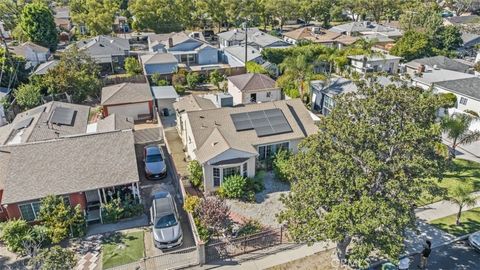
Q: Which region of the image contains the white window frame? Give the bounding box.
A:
[212,161,249,187]
[257,141,290,161]
[19,201,41,221]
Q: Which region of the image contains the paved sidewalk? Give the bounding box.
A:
[415,191,480,222]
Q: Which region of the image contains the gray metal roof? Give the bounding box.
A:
[0,130,139,204]
[151,86,179,99]
[435,77,480,101]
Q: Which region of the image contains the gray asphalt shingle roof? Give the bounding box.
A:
[228,73,277,91]
[435,77,480,101]
[101,83,153,106]
[96,114,134,132]
[140,53,178,65]
[0,130,139,204]
[75,35,129,57]
[406,56,473,73]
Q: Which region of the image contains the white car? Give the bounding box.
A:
[468,231,480,251]
[150,192,183,249]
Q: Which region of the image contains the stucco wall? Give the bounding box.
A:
[241,88,282,104]
[144,62,178,75]
[197,47,219,65]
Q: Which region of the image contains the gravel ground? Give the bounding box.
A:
[226,172,290,227]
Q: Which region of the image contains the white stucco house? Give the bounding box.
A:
[227,73,281,105]
[348,54,401,74]
[173,97,318,192]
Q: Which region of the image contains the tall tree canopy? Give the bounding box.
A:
[277,82,447,267]
[70,0,119,36]
[19,1,58,51]
[128,0,185,33]
[0,47,28,89]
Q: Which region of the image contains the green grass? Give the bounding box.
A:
[419,159,480,205]
[430,207,480,236]
[102,231,145,269]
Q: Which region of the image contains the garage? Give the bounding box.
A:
[151,86,179,116]
[101,82,154,120]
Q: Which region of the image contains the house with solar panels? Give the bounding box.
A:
[173,97,318,192]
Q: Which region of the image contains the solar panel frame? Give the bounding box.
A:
[50,107,76,126]
[231,112,253,131]
[231,108,293,137]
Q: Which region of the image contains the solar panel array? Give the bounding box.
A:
[50,107,76,126]
[231,109,292,137]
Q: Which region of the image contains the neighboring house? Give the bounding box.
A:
[10,42,50,68]
[148,31,219,65]
[410,67,475,90]
[227,73,281,105]
[329,21,403,39]
[32,60,59,76]
[101,83,154,120]
[223,45,264,67]
[93,114,134,133]
[140,53,179,76]
[113,15,128,33]
[0,130,140,224]
[283,26,358,48]
[74,35,130,72]
[405,56,474,75]
[151,86,179,116]
[173,98,318,192]
[433,77,480,114]
[310,77,358,115]
[0,101,91,146]
[348,54,401,74]
[217,28,290,50]
[444,15,480,26]
[53,6,72,32]
[461,32,480,49]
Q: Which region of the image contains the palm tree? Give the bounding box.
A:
[279,54,313,101]
[441,113,480,158]
[447,183,478,225]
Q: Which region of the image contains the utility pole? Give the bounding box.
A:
[243,20,248,67]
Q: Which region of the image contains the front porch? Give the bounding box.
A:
[84,182,141,224]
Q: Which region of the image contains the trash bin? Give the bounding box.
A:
[162,108,169,116]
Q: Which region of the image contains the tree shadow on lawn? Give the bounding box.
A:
[102,232,139,246]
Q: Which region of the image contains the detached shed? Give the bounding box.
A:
[151,86,179,116]
[101,83,153,121]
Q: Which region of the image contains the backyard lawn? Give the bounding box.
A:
[430,207,480,236]
[420,159,480,205]
[102,231,145,269]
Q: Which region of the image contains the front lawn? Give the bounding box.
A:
[102,231,145,269]
[429,207,480,236]
[420,159,480,205]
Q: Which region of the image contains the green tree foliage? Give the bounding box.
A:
[124,57,142,76]
[399,1,443,34]
[246,61,269,74]
[184,195,201,214]
[0,0,22,32]
[19,2,58,51]
[209,70,225,91]
[128,0,183,33]
[30,246,76,270]
[277,82,447,266]
[0,48,28,88]
[441,113,480,158]
[151,73,168,86]
[390,31,432,61]
[273,149,293,181]
[70,0,119,36]
[0,220,48,254]
[439,93,457,109]
[43,47,102,103]
[187,160,203,188]
[186,72,200,90]
[219,175,248,199]
[38,195,86,243]
[15,82,42,110]
[447,181,478,225]
[435,25,463,51]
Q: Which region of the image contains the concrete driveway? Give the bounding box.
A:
[135,142,196,258]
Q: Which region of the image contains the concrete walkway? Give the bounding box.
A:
[415,191,480,222]
[86,214,149,236]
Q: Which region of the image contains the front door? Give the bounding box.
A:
[250,93,257,103]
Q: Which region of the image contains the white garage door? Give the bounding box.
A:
[107,102,150,120]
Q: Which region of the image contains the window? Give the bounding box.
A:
[213,168,220,187]
[266,92,271,98]
[258,142,290,160]
[250,93,257,103]
[460,97,468,105]
[19,202,40,222]
[242,162,248,177]
[223,166,241,178]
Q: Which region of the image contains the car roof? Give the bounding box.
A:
[145,145,161,155]
[153,192,174,217]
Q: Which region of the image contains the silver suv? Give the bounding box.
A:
[150,192,183,249]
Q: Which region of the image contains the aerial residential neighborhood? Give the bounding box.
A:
[1,1,480,270]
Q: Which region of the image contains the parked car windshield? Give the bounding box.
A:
[155,214,177,229]
[146,154,163,163]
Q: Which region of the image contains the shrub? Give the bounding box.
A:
[194,218,212,243]
[122,196,144,218]
[464,109,479,117]
[187,160,203,189]
[0,220,48,254]
[124,57,142,76]
[197,196,231,232]
[246,171,265,193]
[101,198,124,223]
[237,219,263,237]
[273,149,293,182]
[151,73,168,86]
[184,195,201,214]
[186,72,200,89]
[174,85,186,95]
[439,92,457,109]
[172,72,187,87]
[29,246,76,270]
[219,175,247,199]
